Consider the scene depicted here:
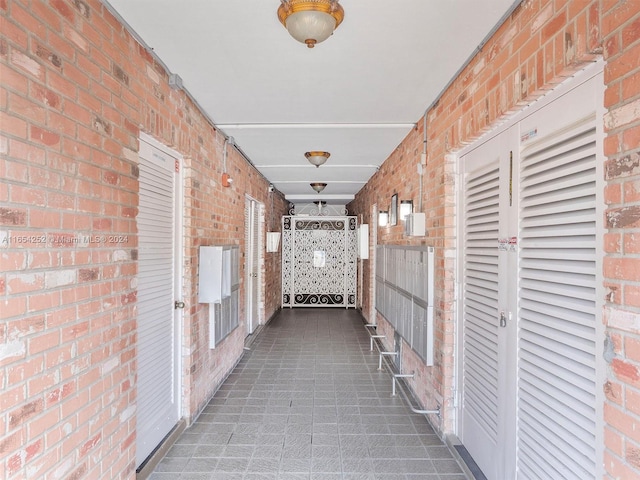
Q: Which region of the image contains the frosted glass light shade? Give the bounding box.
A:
[379,211,389,227]
[286,11,336,47]
[278,0,345,49]
[400,200,413,220]
[266,232,281,252]
[305,151,330,167]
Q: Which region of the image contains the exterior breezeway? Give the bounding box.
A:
[147,308,468,480]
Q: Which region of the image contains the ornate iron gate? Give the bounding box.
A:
[282,216,357,308]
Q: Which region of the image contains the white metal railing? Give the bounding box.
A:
[365,323,440,416]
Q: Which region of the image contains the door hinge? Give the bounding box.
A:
[174,300,185,309]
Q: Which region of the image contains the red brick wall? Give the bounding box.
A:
[182,135,288,418]
[0,1,287,479]
[3,0,640,478]
[349,0,640,477]
[601,1,640,477]
[264,195,286,324]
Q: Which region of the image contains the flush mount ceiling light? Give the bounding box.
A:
[305,151,330,167]
[310,182,327,193]
[277,0,345,49]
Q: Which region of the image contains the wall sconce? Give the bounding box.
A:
[266,232,281,252]
[400,200,413,221]
[378,210,389,227]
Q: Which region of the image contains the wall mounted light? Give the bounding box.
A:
[400,200,413,221]
[378,210,389,227]
[305,151,330,167]
[277,0,345,49]
[266,232,281,252]
[310,182,327,193]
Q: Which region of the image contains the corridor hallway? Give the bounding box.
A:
[148,309,467,479]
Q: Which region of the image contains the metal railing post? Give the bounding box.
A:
[392,373,415,396]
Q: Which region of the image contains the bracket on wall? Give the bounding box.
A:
[222,172,233,187]
[168,73,183,90]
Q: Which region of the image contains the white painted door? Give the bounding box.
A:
[245,198,261,334]
[460,126,518,480]
[458,64,603,480]
[136,134,182,467]
[516,71,602,480]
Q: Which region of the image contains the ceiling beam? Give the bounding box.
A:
[256,164,379,169]
[217,123,416,129]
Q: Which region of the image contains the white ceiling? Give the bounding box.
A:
[104,0,517,205]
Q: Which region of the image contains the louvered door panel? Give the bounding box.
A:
[245,199,261,334]
[517,119,597,480]
[136,142,179,467]
[251,203,260,325]
[462,161,501,451]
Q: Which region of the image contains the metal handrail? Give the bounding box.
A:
[378,351,397,370]
[364,323,386,351]
[370,335,385,351]
[392,373,415,396]
[367,324,440,417]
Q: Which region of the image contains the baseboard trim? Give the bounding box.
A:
[445,434,488,480]
[136,419,187,480]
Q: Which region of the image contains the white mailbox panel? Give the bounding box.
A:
[198,246,223,303]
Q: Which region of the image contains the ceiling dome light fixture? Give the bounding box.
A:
[310,182,327,193]
[305,151,330,167]
[277,0,345,49]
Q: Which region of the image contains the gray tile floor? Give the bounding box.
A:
[149,308,467,480]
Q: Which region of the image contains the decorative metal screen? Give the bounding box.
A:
[282,216,357,308]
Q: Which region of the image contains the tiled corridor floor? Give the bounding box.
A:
[149,308,467,480]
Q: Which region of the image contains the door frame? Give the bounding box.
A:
[454,60,605,478]
[172,142,184,421]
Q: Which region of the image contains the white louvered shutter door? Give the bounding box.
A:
[251,202,260,326]
[245,199,261,334]
[244,199,252,333]
[461,155,502,478]
[136,140,179,466]
[517,117,598,479]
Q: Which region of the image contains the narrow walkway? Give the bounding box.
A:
[149,308,467,480]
